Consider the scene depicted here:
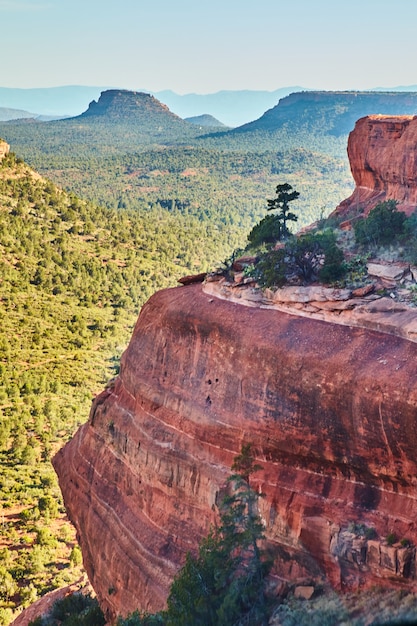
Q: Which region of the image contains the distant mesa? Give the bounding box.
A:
[75,89,189,126]
[233,90,417,136]
[184,113,227,128]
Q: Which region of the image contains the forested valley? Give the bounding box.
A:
[0,92,357,624]
[0,151,270,623]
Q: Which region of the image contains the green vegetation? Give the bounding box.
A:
[251,231,346,288]
[0,151,253,622]
[248,183,300,247]
[247,188,347,289]
[118,444,270,626]
[0,110,354,236]
[28,592,105,626]
[352,200,417,267]
[354,200,407,247]
[266,183,300,239]
[246,195,417,291]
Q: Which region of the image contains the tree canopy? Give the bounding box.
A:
[266,183,300,239]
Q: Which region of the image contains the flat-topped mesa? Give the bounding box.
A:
[53,283,417,621]
[0,140,10,160]
[333,115,417,219]
[77,89,182,122]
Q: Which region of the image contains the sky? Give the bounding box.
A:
[2,0,417,94]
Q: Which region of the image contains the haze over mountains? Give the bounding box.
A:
[3,88,417,239]
[0,85,302,127]
[2,84,417,128]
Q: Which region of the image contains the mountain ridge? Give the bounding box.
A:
[0,85,301,127]
[234,90,417,137]
[2,85,417,128]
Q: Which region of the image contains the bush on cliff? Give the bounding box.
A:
[247,213,283,248]
[354,200,406,247]
[252,230,346,288]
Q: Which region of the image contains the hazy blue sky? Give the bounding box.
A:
[2,0,417,93]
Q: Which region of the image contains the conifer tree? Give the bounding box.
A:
[165,444,269,626]
[266,183,300,239]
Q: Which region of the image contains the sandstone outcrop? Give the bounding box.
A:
[0,139,10,160]
[54,282,417,621]
[203,270,417,343]
[334,115,417,219]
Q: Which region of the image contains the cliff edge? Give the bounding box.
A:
[334,115,417,218]
[54,283,417,620]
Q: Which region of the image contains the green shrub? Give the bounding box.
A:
[253,248,287,288]
[28,593,105,626]
[69,545,82,567]
[386,533,398,546]
[319,239,346,283]
[252,230,345,288]
[354,200,406,247]
[247,214,283,248]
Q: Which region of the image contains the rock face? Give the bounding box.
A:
[0,139,10,160]
[54,283,417,620]
[334,115,417,218]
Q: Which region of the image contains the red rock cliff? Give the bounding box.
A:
[53,283,417,620]
[334,115,417,218]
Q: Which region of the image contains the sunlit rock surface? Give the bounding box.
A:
[335,115,417,217]
[54,283,417,620]
[0,140,10,160]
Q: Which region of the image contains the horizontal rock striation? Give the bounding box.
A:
[203,272,417,343]
[54,283,417,619]
[334,115,417,218]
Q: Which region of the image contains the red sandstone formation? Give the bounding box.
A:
[11,578,89,626]
[334,115,417,218]
[54,283,417,621]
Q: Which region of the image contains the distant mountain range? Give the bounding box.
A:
[0,106,35,121]
[3,89,417,163]
[0,85,303,127]
[2,85,417,129]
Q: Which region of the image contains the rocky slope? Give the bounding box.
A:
[335,115,417,217]
[54,281,417,620]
